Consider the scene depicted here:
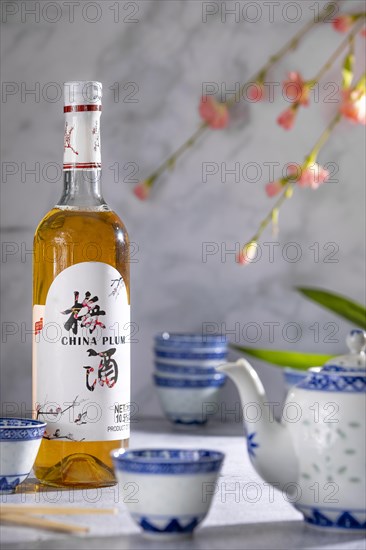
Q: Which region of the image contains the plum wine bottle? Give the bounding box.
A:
[33,81,130,487]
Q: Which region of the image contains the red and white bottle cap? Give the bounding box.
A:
[63,81,102,170]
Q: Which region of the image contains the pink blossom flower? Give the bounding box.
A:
[332,15,353,33]
[199,96,229,129]
[361,27,366,38]
[246,82,265,102]
[286,163,302,180]
[277,106,297,130]
[265,181,283,197]
[340,89,366,125]
[133,181,151,200]
[237,242,258,265]
[283,72,309,106]
[297,163,330,189]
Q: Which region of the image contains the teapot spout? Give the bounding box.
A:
[218,359,299,489]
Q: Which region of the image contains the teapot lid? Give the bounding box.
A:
[323,329,366,371]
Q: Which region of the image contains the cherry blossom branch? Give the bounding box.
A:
[134,2,343,199]
[226,15,323,106]
[277,17,364,130]
[140,123,207,194]
[238,112,342,263]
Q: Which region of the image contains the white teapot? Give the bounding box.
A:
[218,330,366,531]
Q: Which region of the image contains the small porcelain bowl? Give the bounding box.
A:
[153,373,226,425]
[0,418,46,493]
[154,333,228,371]
[111,448,224,538]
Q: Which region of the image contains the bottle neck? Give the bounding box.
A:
[57,170,107,209]
[58,104,105,209]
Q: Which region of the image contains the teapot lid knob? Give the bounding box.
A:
[324,329,366,369]
[346,329,366,354]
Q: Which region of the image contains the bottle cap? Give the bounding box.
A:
[64,81,102,107]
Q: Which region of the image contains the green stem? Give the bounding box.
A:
[251,182,294,243]
[148,123,207,185]
[308,112,342,161]
[312,18,363,84]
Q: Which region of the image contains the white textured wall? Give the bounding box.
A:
[1,0,365,419]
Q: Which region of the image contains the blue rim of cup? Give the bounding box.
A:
[154,349,227,360]
[0,418,46,441]
[155,362,219,375]
[111,448,225,474]
[155,333,227,348]
[153,373,226,388]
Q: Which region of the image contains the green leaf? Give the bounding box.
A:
[230,344,333,370]
[296,287,366,329]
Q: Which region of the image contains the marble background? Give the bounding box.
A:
[1,0,365,420]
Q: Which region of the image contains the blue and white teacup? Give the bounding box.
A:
[0,418,46,493]
[153,373,226,425]
[112,448,224,538]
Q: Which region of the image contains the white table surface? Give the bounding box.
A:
[1,419,365,550]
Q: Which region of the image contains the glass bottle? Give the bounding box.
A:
[33,81,130,488]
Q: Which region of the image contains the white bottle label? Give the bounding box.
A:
[33,262,130,442]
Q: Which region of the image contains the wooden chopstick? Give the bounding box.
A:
[0,512,89,534]
[0,505,117,516]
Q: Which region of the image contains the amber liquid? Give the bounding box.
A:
[33,207,130,488]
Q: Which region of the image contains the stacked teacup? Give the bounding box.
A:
[153,333,227,425]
